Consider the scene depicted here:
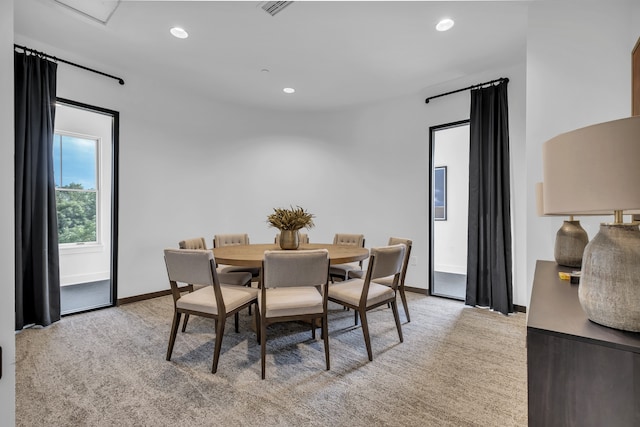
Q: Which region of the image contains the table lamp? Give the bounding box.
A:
[542,115,640,332]
[535,182,588,268]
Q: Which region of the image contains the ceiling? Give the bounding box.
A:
[14,0,529,111]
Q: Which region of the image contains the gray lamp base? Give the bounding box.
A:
[579,223,640,332]
[554,220,588,268]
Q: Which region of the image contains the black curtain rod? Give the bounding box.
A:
[14,43,125,86]
[424,77,508,104]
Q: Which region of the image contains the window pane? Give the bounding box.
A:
[56,190,97,244]
[60,135,97,190]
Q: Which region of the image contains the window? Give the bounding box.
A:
[53,133,99,245]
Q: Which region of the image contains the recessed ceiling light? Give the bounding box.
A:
[283,87,295,94]
[170,27,188,39]
[436,18,454,32]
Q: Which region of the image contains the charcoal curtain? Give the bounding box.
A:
[15,51,61,329]
[465,81,513,315]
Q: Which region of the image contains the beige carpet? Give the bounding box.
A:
[16,292,527,426]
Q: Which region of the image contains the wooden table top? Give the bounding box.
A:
[213,243,369,267]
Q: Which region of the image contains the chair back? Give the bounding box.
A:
[333,234,365,268]
[262,249,329,289]
[178,237,207,250]
[367,244,405,283]
[213,233,250,248]
[333,233,365,247]
[164,249,217,288]
[388,237,412,285]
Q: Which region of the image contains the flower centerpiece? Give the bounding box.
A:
[267,205,315,249]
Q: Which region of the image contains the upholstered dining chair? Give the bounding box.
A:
[349,237,413,323]
[328,244,405,361]
[178,237,253,329]
[213,233,261,280]
[329,233,365,282]
[163,248,259,373]
[259,249,330,379]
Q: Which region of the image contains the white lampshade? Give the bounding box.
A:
[542,115,640,332]
[542,116,640,216]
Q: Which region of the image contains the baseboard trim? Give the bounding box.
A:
[117,286,189,306]
[405,286,428,295]
[514,304,527,313]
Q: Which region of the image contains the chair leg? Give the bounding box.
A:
[255,303,261,343]
[322,314,330,371]
[166,311,181,361]
[261,319,268,379]
[359,310,373,361]
[234,312,239,333]
[399,288,410,323]
[354,310,359,325]
[391,300,404,342]
[311,318,316,340]
[181,313,190,332]
[211,315,226,374]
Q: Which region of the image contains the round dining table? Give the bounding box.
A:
[213,243,369,268]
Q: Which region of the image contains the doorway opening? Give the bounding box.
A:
[54,98,119,315]
[429,120,469,301]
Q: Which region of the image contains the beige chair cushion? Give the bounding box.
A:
[328,279,395,307]
[218,271,252,286]
[259,287,324,318]
[329,262,362,276]
[372,276,394,286]
[176,285,259,315]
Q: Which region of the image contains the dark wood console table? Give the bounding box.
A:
[527,260,640,427]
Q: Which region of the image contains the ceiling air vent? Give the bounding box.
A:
[259,1,293,17]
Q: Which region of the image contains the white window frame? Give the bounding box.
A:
[53,130,103,252]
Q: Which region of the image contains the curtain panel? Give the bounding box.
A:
[465,81,514,315]
[15,51,61,329]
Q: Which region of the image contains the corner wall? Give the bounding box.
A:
[526,0,636,304]
[1,0,16,423]
[14,34,527,308]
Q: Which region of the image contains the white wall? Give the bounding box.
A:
[526,0,637,305]
[433,124,470,275]
[1,0,16,424]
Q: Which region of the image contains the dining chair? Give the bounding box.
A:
[349,237,413,323]
[213,233,261,280]
[274,232,309,244]
[163,248,259,373]
[328,244,405,361]
[329,233,365,282]
[178,237,254,329]
[259,249,330,379]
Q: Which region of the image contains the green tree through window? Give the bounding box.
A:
[53,134,98,244]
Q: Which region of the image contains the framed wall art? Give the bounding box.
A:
[434,166,447,221]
